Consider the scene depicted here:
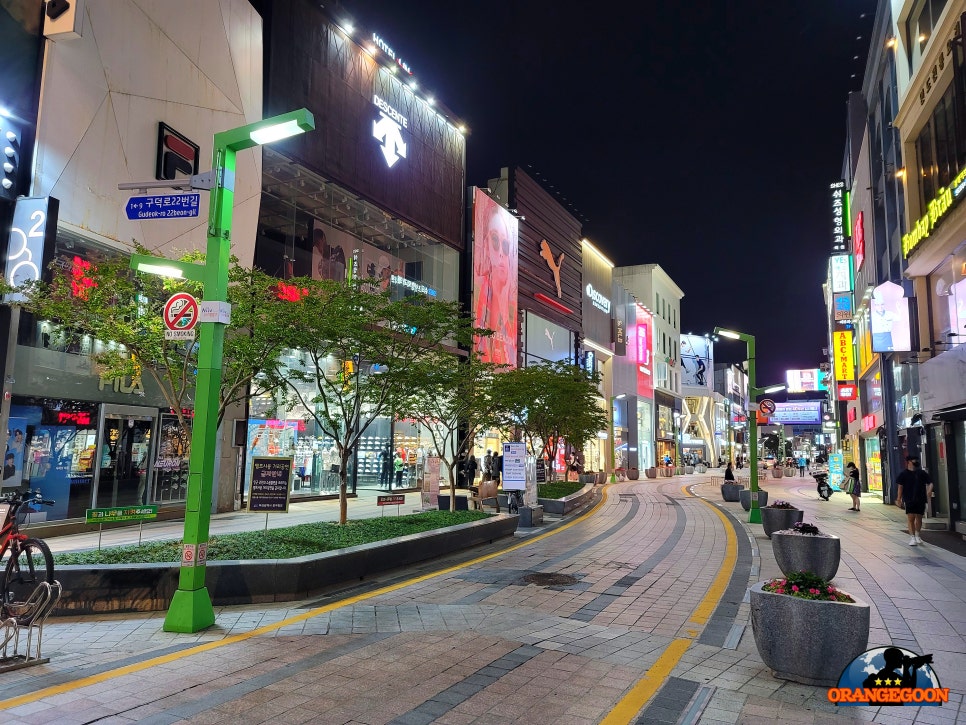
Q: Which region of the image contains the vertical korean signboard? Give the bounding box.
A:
[833,331,855,383]
[248,457,293,512]
[830,180,849,254]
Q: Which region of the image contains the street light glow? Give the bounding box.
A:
[136,263,185,279]
[716,329,741,339]
[760,384,786,394]
[249,119,306,145]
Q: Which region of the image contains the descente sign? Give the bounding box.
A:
[903,165,966,258]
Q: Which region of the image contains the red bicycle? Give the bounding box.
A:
[0,490,55,621]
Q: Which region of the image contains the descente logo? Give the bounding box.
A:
[585,283,611,313]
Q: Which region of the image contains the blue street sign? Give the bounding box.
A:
[125,193,201,220]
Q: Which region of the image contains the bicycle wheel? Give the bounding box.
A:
[3,538,55,621]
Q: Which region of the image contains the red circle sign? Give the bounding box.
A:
[163,293,199,331]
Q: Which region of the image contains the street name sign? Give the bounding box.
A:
[125,193,200,220]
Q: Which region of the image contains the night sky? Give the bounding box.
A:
[340,1,878,385]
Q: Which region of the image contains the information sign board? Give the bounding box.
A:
[125,193,200,220]
[377,494,405,506]
[85,505,158,524]
[247,456,293,512]
[502,442,527,491]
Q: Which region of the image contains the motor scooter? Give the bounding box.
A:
[815,472,833,501]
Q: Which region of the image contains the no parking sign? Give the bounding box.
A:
[163,293,199,340]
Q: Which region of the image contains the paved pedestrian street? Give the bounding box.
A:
[1,473,964,724]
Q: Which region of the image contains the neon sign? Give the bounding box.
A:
[372,33,413,75]
[903,165,966,258]
[830,180,848,253]
[372,93,408,168]
[391,274,436,297]
[854,211,865,270]
[584,283,611,313]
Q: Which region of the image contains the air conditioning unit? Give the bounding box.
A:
[44,0,84,40]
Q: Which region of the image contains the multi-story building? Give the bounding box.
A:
[614,264,684,465]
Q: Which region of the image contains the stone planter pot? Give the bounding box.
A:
[627,467,640,480]
[771,467,784,478]
[721,482,744,502]
[749,581,869,687]
[695,464,707,474]
[596,472,607,484]
[684,465,695,475]
[658,467,673,477]
[760,507,804,538]
[644,467,657,479]
[579,473,596,484]
[739,489,768,511]
[783,467,797,478]
[771,531,841,581]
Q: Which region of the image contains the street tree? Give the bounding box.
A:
[271,277,473,524]
[16,243,299,441]
[395,346,504,510]
[489,361,607,481]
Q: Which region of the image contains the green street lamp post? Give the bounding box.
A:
[131,109,315,632]
[715,328,785,524]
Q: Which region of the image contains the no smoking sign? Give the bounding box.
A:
[163,293,199,340]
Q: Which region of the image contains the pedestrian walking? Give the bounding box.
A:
[492,451,503,485]
[797,455,807,477]
[896,455,934,546]
[724,462,735,481]
[845,462,861,511]
[464,453,478,486]
[482,450,494,481]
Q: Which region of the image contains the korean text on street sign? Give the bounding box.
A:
[85,505,158,524]
[247,456,293,513]
[125,193,200,220]
[377,494,405,506]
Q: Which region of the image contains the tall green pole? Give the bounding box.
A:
[747,335,761,524]
[163,141,234,633]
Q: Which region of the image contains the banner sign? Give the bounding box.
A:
[247,456,293,512]
[834,330,855,382]
[377,494,405,506]
[86,505,157,524]
[830,180,849,253]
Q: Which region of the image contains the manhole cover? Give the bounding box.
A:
[521,573,579,587]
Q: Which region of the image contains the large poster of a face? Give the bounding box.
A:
[472,189,519,367]
[680,334,712,388]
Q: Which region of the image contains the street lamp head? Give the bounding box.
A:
[614,393,626,400]
[250,118,309,145]
[217,108,316,152]
[135,262,184,279]
[714,327,742,340]
[760,384,786,394]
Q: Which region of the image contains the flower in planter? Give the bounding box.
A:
[766,500,798,509]
[762,571,855,603]
[791,522,821,535]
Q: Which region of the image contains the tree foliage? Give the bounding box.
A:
[16,243,298,439]
[488,361,607,479]
[268,277,474,523]
[395,346,503,508]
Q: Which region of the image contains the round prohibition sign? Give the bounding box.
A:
[758,399,777,415]
[163,293,200,331]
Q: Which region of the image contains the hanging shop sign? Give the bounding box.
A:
[834,330,855,382]
[837,384,858,400]
[833,293,852,322]
[902,164,966,258]
[830,255,852,293]
[830,180,849,254]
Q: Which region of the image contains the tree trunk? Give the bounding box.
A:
[444,460,456,509]
[339,449,350,525]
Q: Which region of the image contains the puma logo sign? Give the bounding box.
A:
[539,239,565,298]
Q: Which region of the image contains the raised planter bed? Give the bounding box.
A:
[721,482,744,502]
[739,489,769,511]
[51,514,519,615]
[771,530,841,581]
[760,507,804,538]
[536,482,596,515]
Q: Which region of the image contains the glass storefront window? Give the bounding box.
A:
[637,399,653,469]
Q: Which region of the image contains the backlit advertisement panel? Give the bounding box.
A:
[833,293,852,322]
[634,305,653,398]
[680,334,712,388]
[854,211,865,270]
[870,281,912,352]
[765,402,822,425]
[473,190,519,367]
[785,369,827,392]
[834,330,855,382]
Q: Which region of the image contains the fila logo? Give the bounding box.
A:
[156,123,199,181]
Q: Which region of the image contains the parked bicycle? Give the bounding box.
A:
[0,489,55,621]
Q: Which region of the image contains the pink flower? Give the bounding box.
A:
[809,588,820,595]
[791,585,799,592]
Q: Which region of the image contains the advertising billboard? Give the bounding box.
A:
[853,211,865,270]
[833,293,852,322]
[765,402,822,425]
[472,190,519,367]
[634,305,653,398]
[785,369,827,393]
[680,334,712,388]
[524,311,572,365]
[870,280,912,352]
[830,180,848,254]
[834,330,855,382]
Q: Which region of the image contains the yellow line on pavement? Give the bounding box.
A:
[0,485,615,711]
[599,484,738,724]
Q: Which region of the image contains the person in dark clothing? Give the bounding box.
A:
[724,462,735,482]
[492,452,502,485]
[896,456,933,546]
[464,454,478,487]
[846,462,861,512]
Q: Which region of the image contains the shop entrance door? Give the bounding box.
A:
[93,405,157,509]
